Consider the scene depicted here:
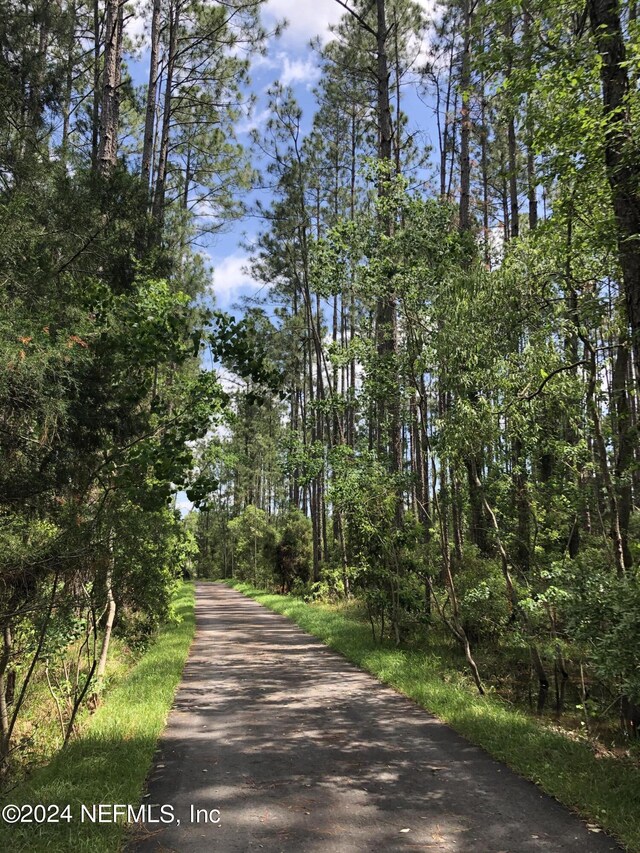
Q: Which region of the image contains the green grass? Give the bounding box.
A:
[226,580,640,853]
[0,582,195,853]
[12,636,140,780]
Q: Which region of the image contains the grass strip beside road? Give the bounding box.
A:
[0,581,195,853]
[226,580,640,853]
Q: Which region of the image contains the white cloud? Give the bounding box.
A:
[265,0,435,46]
[251,53,280,72]
[279,52,322,87]
[209,252,265,305]
[175,491,194,517]
[405,28,434,75]
[416,0,438,17]
[124,10,146,44]
[237,106,272,135]
[265,0,343,45]
[217,367,246,395]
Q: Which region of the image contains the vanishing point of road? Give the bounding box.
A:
[131,582,622,852]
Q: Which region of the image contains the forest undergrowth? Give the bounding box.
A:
[0,583,195,853]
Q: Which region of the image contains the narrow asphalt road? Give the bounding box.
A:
[130,582,622,853]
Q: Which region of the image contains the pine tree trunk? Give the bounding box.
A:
[459,0,472,232]
[584,340,628,575]
[91,0,101,169]
[97,535,117,679]
[60,2,76,165]
[505,13,519,239]
[98,0,123,175]
[612,336,633,567]
[0,626,12,775]
[153,0,180,227]
[588,0,640,384]
[141,0,162,190]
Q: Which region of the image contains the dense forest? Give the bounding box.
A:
[1,0,639,787]
[0,0,270,778]
[191,0,640,731]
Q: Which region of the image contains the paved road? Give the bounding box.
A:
[130,582,622,852]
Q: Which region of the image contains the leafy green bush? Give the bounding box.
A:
[275,509,312,591]
[567,555,640,704]
[227,505,278,586]
[454,547,512,645]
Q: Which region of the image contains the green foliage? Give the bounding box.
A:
[111,505,197,647]
[0,0,272,775]
[567,559,640,704]
[275,509,312,592]
[227,506,278,587]
[454,547,512,645]
[329,448,399,553]
[0,584,195,853]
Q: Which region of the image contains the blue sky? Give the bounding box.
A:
[208,1,348,315]
[205,0,436,316]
